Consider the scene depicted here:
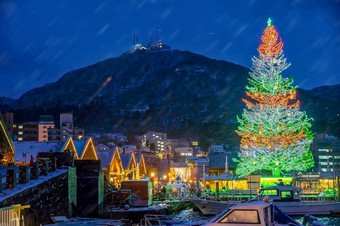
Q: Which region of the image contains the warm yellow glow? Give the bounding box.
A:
[151,172,155,177]
[163,175,167,179]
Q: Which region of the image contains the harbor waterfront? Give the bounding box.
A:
[1,2,340,225]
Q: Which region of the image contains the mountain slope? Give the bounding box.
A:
[1,49,339,147]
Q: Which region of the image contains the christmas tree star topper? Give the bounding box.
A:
[267,18,272,27]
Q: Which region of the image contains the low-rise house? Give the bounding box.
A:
[135,154,147,180]
[74,138,98,160]
[120,153,137,180]
[14,136,78,165]
[0,115,15,165]
[97,146,124,187]
[169,161,191,182]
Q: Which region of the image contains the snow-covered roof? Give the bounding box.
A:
[134,154,142,164]
[120,153,132,169]
[95,144,109,150]
[96,147,117,169]
[73,140,86,158]
[14,141,64,163]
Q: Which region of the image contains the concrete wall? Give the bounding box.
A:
[0,171,70,225]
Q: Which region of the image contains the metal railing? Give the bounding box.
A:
[0,204,30,226]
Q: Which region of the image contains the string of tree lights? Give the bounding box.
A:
[235,19,314,177]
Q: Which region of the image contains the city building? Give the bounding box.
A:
[175,147,193,157]
[48,128,61,141]
[209,145,225,153]
[50,113,85,141]
[13,122,39,141]
[1,112,14,137]
[313,133,340,175]
[74,138,98,160]
[166,138,190,152]
[120,153,137,180]
[140,131,167,152]
[169,161,191,182]
[13,136,78,165]
[38,115,55,141]
[97,147,124,187]
[135,154,147,180]
[190,157,209,182]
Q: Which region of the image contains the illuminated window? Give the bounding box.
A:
[319,149,331,152]
[18,125,23,129]
[18,131,23,135]
[262,189,278,196]
[319,156,331,159]
[281,191,293,199]
[18,137,23,141]
[320,162,333,165]
[13,125,16,128]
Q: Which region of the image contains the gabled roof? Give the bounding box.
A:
[135,154,142,164]
[120,153,132,170]
[61,136,79,159]
[97,147,117,169]
[14,141,64,163]
[0,115,15,165]
[73,140,86,158]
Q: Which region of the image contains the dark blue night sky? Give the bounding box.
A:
[1,0,340,98]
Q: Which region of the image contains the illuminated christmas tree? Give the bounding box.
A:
[235,19,314,177]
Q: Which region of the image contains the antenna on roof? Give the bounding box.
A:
[136,32,139,44]
[133,32,135,46]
